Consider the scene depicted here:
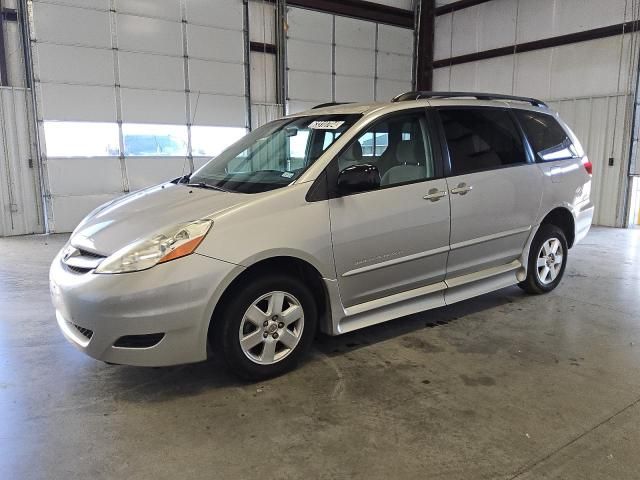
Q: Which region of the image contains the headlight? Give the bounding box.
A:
[95,219,213,274]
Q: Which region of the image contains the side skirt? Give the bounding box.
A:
[327,259,524,335]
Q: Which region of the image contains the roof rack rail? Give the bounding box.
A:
[391,91,547,108]
[312,102,353,109]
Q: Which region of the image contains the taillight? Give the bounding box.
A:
[582,157,592,175]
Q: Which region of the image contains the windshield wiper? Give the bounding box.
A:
[186,182,228,192]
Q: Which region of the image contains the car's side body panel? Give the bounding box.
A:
[329,178,450,308]
[444,165,543,278]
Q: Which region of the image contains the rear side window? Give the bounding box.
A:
[438,108,526,176]
[515,110,580,161]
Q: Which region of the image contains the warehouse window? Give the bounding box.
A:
[191,126,247,157]
[43,122,120,157]
[122,124,188,156]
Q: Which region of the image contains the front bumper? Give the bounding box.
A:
[49,251,242,366]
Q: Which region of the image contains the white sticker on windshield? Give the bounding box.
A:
[308,120,345,130]
[281,171,294,178]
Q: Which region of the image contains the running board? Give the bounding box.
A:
[335,260,523,334]
[444,260,522,305]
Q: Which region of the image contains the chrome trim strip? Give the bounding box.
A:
[342,245,450,278]
[344,281,447,317]
[449,226,531,251]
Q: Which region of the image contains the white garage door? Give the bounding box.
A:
[286,7,414,114]
[31,0,248,232]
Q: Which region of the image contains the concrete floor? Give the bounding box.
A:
[1,227,639,479]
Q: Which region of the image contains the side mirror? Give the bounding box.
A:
[337,164,381,194]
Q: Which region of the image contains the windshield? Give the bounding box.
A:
[188,114,360,193]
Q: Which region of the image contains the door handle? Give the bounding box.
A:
[450,183,473,195]
[423,188,448,201]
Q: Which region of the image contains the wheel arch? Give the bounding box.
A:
[207,255,331,344]
[540,207,575,248]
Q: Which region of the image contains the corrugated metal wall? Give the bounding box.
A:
[433,0,639,227]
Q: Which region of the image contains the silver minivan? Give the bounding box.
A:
[50,91,594,379]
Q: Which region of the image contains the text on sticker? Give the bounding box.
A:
[308,120,345,130]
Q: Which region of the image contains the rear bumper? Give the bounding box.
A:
[574,201,594,246]
[49,250,242,366]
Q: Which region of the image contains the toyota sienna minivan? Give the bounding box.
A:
[50,91,594,379]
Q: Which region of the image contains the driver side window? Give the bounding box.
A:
[337,111,435,188]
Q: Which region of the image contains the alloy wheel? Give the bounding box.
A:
[238,291,305,365]
[536,237,564,285]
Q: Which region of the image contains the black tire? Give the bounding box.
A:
[215,274,317,381]
[518,224,568,295]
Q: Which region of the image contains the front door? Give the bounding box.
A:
[328,109,450,308]
[436,107,543,279]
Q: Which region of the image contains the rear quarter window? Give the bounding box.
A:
[438,108,527,176]
[515,110,580,161]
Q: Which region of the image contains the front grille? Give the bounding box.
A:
[61,246,106,274]
[70,322,93,339]
[113,333,165,349]
[77,249,103,259]
[64,264,91,274]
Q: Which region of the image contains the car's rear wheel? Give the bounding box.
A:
[518,224,568,294]
[216,274,317,380]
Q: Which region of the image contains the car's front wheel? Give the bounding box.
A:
[216,274,317,380]
[518,224,568,294]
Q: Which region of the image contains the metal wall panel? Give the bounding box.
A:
[47,157,123,195]
[249,1,275,44]
[288,70,332,102]
[548,95,632,227]
[250,50,279,129]
[287,8,333,43]
[435,0,631,61]
[35,0,109,9]
[376,24,413,100]
[185,0,243,28]
[377,24,413,55]
[335,75,374,102]
[286,7,414,111]
[116,14,183,56]
[120,88,186,123]
[369,0,412,8]
[31,0,248,232]
[376,78,411,101]
[187,25,244,62]
[286,8,332,109]
[38,84,117,121]
[32,3,111,48]
[115,0,182,21]
[51,194,119,233]
[288,39,332,73]
[376,50,412,81]
[189,93,246,127]
[118,52,185,90]
[0,88,43,236]
[335,46,375,77]
[188,59,245,96]
[35,44,115,85]
[125,156,190,191]
[335,16,376,48]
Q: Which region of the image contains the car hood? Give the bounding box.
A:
[70,183,251,255]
